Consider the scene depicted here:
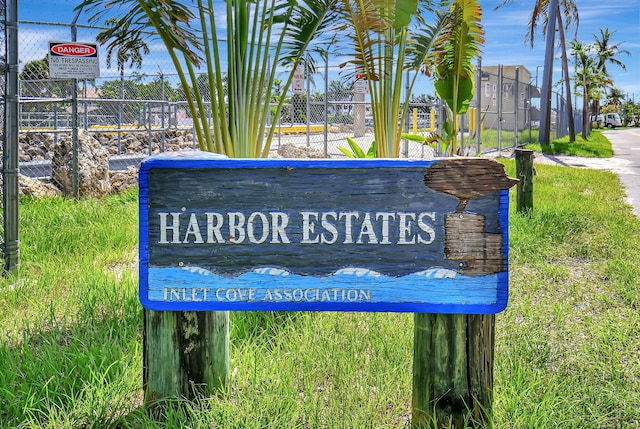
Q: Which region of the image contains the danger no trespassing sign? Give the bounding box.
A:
[48,41,100,79]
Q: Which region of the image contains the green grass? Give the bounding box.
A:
[1,164,640,427]
[476,129,541,153]
[497,161,640,427]
[524,128,614,158]
[479,128,613,158]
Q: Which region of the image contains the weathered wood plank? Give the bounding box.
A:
[515,149,535,213]
[424,158,518,211]
[139,156,514,314]
[144,309,229,401]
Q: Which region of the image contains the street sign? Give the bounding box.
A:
[139,153,516,314]
[48,41,100,79]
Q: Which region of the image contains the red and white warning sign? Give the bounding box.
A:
[292,65,305,94]
[354,73,368,94]
[49,41,100,79]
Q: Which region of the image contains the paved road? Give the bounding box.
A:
[604,128,640,217]
[20,154,146,179]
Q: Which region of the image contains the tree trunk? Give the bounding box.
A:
[556,10,576,142]
[582,90,590,140]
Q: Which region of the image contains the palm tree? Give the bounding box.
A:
[335,0,479,157]
[571,40,591,138]
[97,17,149,74]
[78,0,337,157]
[496,0,578,143]
[96,18,149,146]
[571,40,611,139]
[593,28,630,74]
[590,28,629,118]
[606,87,625,110]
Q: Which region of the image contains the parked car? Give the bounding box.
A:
[592,113,622,128]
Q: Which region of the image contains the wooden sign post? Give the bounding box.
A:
[139,153,516,425]
[515,148,535,214]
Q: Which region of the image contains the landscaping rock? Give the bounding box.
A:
[110,166,139,194]
[19,174,61,197]
[51,129,112,197]
[277,143,329,159]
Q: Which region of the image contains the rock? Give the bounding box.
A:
[3,130,340,198]
[25,145,46,160]
[0,173,62,197]
[110,166,139,194]
[19,174,61,197]
[277,143,329,159]
[51,129,112,197]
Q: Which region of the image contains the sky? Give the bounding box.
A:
[15,0,640,101]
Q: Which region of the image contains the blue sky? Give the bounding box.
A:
[483,0,640,100]
[17,0,640,100]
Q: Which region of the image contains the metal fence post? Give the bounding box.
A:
[160,73,166,152]
[497,65,503,153]
[3,0,20,275]
[306,53,310,147]
[514,67,519,147]
[323,53,329,157]
[475,58,482,154]
[71,10,80,198]
[147,102,152,156]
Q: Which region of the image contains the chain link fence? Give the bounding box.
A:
[9,19,583,176]
[13,20,443,176]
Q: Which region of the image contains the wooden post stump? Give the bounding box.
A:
[412,313,494,428]
[143,309,229,402]
[515,148,535,213]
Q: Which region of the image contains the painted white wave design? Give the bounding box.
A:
[183,266,458,280]
[252,267,291,277]
[147,265,498,307]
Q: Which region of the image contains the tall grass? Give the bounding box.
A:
[1,164,639,427]
[497,162,640,427]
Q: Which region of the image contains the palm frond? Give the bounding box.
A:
[405,9,449,76]
[336,0,393,81]
[79,0,202,65]
[278,0,340,66]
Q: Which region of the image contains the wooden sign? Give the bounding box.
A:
[139,153,516,314]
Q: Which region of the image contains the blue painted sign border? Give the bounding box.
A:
[139,152,512,314]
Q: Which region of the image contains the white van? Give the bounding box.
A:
[594,113,622,128]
